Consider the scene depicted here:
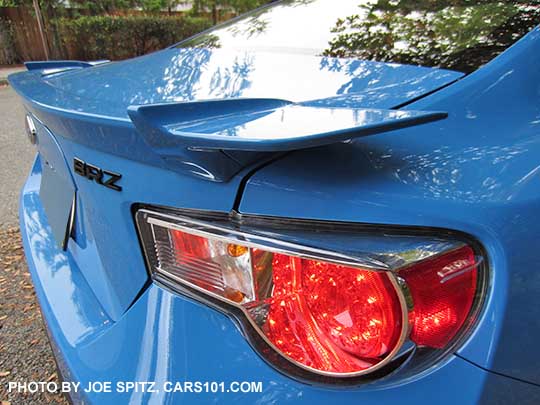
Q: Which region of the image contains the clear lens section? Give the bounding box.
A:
[138,210,485,379]
[169,229,255,303]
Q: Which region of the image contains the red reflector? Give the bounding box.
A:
[400,246,478,349]
[172,230,209,259]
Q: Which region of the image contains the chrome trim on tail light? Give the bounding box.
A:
[134,207,488,386]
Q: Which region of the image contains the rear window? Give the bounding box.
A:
[179,0,540,73]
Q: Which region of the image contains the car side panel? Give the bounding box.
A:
[239,28,540,383]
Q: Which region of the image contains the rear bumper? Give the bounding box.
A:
[20,155,540,404]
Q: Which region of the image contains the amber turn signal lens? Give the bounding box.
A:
[227,243,248,257]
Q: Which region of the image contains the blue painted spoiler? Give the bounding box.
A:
[9,69,448,181]
[128,98,447,152]
[25,60,109,71]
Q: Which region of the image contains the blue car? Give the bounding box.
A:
[8,0,540,403]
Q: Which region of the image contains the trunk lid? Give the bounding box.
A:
[9,48,462,321]
[38,47,462,118]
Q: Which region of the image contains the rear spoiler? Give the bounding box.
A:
[9,67,447,182]
[128,98,447,152]
[25,60,109,72]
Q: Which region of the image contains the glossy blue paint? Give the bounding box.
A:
[34,117,76,249]
[9,50,462,120]
[129,98,447,152]
[39,48,462,118]
[21,156,113,346]
[19,111,250,320]
[25,60,108,71]
[51,132,252,320]
[21,160,539,403]
[241,27,540,384]
[9,49,461,182]
[8,5,540,403]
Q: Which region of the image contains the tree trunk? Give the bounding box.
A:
[212,2,218,25]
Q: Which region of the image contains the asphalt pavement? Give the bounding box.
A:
[0,66,25,86]
[0,85,36,226]
[0,83,66,404]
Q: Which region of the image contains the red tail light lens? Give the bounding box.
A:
[137,210,486,381]
[155,227,407,375]
[265,254,403,373]
[400,246,478,349]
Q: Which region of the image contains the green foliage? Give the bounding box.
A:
[227,0,268,13]
[0,0,65,8]
[323,0,540,72]
[207,0,270,13]
[0,17,17,63]
[0,0,177,12]
[66,0,139,13]
[137,0,184,12]
[138,0,169,12]
[191,0,268,23]
[1,0,268,13]
[54,15,212,60]
[68,0,186,13]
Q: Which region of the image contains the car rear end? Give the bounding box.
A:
[10,0,540,403]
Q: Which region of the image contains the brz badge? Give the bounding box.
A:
[73,158,122,191]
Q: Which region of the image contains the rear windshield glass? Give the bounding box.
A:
[179,0,540,73]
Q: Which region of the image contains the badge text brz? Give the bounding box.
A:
[73,158,122,192]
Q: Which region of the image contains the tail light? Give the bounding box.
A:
[136,209,487,382]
